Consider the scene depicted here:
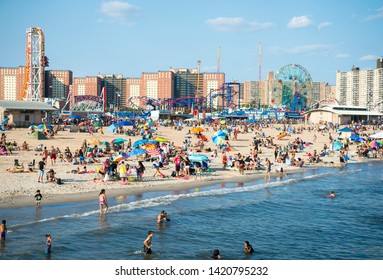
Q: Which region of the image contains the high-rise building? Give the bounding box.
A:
[73,76,102,97]
[98,74,126,111]
[377,57,383,69]
[126,78,141,107]
[336,66,383,110]
[45,70,73,100]
[0,67,26,100]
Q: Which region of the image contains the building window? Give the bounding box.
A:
[25,115,30,121]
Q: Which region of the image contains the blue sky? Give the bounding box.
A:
[1,0,382,84]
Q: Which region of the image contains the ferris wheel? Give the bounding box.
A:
[274,64,312,111]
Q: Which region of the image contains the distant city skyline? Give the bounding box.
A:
[1,0,382,84]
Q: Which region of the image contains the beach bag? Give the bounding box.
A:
[56,178,63,185]
[104,174,111,182]
[171,171,176,177]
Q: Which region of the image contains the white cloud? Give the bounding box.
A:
[206,17,274,32]
[365,6,383,21]
[359,54,379,61]
[335,53,350,58]
[287,16,312,29]
[318,21,332,30]
[99,1,140,26]
[271,44,332,54]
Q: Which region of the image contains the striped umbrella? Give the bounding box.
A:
[147,148,161,156]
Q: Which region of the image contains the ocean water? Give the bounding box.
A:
[1,161,383,260]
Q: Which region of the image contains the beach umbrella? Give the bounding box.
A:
[191,127,205,133]
[338,127,355,133]
[68,115,84,119]
[112,138,127,144]
[214,130,227,137]
[189,154,209,162]
[88,138,101,146]
[154,136,169,142]
[37,124,52,130]
[129,148,147,157]
[144,143,156,150]
[147,148,161,157]
[212,135,225,145]
[114,153,129,163]
[133,139,150,148]
[222,129,232,134]
[114,121,133,127]
[369,131,383,139]
[220,120,226,125]
[221,146,236,152]
[78,121,86,126]
[369,140,381,148]
[102,141,110,146]
[28,125,37,129]
[246,119,257,123]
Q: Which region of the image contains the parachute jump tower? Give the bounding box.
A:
[22,27,48,101]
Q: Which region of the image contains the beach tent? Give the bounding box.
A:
[369,131,383,139]
[30,131,47,140]
[332,141,343,151]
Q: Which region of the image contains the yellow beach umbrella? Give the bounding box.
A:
[154,136,169,143]
[191,127,205,133]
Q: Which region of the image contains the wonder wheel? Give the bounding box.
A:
[274,64,312,111]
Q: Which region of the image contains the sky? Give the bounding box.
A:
[0,0,382,85]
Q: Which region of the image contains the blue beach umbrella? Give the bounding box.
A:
[133,139,150,148]
[212,135,225,145]
[214,130,227,137]
[129,148,147,157]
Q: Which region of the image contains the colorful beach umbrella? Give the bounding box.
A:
[369,140,381,148]
[214,130,227,137]
[212,135,225,145]
[221,146,236,152]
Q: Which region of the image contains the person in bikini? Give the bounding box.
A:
[98,189,108,215]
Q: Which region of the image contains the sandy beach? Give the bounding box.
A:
[0,120,377,209]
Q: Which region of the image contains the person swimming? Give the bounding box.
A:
[244,240,254,254]
[211,249,221,259]
[157,210,170,223]
[326,191,335,198]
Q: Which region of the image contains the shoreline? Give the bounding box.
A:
[0,163,330,209]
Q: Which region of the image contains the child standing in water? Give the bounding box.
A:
[35,190,43,207]
[45,234,52,254]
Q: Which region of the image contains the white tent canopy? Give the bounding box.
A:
[369,131,383,139]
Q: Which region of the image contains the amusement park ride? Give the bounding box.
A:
[273,64,313,112]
